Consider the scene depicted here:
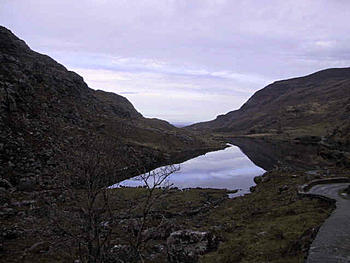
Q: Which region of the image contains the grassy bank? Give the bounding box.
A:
[106,169,347,262]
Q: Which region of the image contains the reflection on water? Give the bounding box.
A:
[112,144,265,193]
[229,137,329,171]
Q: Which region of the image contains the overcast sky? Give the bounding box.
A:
[1,0,350,124]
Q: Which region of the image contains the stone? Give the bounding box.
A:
[167,230,218,262]
[109,244,139,262]
[142,221,176,241]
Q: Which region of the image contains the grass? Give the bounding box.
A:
[198,171,336,262]
[2,169,346,262]
[106,170,337,262]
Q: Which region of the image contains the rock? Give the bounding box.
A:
[167,230,218,262]
[28,241,50,254]
[257,231,268,237]
[142,221,176,241]
[109,244,139,262]
[305,170,319,176]
[152,244,165,253]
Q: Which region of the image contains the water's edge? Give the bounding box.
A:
[111,144,265,197]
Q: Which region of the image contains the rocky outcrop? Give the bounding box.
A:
[167,230,218,262]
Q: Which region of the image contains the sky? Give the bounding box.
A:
[1,0,350,124]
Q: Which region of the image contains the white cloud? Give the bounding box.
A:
[72,65,262,123]
[1,0,349,122]
[315,40,336,49]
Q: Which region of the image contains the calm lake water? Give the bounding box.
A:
[113,144,265,196]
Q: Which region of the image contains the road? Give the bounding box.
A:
[306,183,350,263]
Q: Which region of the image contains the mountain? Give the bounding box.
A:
[188,68,350,141]
[0,26,218,189]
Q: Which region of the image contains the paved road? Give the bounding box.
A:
[306,183,350,263]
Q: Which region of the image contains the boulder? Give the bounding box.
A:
[142,221,177,241]
[167,230,218,262]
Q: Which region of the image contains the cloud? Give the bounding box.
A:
[72,65,262,122]
[1,0,350,122]
[314,40,336,49]
[119,91,139,95]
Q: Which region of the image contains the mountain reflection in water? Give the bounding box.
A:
[229,137,332,171]
[113,144,265,192]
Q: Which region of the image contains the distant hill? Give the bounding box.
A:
[0,26,217,188]
[187,67,350,141]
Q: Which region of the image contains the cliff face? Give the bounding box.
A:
[188,68,350,139]
[0,26,213,189]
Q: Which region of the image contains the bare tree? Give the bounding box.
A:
[48,136,179,263]
[123,165,179,262]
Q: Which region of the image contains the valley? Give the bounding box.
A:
[0,26,349,263]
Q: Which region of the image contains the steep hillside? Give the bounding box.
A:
[0,26,217,189]
[188,68,350,142]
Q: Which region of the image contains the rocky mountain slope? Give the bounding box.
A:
[188,68,350,144]
[0,26,217,190]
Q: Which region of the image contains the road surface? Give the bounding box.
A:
[306,183,350,263]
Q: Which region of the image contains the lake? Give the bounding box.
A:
[112,144,265,196]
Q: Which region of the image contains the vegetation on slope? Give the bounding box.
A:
[188,68,350,144]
